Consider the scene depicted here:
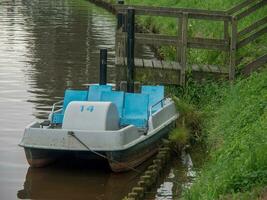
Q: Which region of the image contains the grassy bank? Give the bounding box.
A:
[179,69,267,199]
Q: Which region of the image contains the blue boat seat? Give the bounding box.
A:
[52,89,88,124]
[100,91,124,118]
[88,85,112,101]
[141,85,164,113]
[120,93,149,128]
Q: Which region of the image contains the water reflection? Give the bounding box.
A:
[147,146,206,199]
[21,0,117,119]
[0,0,153,199]
[17,161,141,200]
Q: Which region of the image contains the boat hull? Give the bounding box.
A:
[24,148,104,168]
[23,121,175,171]
[24,148,61,167]
[107,121,174,172]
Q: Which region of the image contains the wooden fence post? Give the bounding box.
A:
[224,20,230,67]
[180,13,188,86]
[117,0,124,30]
[177,17,182,63]
[127,8,135,92]
[229,16,237,81]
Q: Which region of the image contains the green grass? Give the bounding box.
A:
[180,69,267,199]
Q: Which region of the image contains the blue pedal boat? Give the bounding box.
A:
[19,85,178,172]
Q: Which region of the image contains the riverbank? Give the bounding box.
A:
[180,69,267,199]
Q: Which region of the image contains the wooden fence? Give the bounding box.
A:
[114,0,267,85]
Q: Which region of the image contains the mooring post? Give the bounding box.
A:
[99,49,107,85]
[127,8,135,93]
[117,0,124,30]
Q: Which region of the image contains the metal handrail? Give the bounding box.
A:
[149,97,167,116]
[51,100,63,114]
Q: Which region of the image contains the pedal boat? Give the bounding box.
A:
[19,85,178,172]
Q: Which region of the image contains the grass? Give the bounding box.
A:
[180,69,267,199]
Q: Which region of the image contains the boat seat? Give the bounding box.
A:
[120,93,149,128]
[88,85,112,101]
[100,91,124,118]
[141,85,164,113]
[52,89,88,124]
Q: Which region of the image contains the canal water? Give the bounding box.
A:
[0,0,203,199]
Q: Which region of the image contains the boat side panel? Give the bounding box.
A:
[24,148,62,167]
[20,125,142,151]
[107,121,175,172]
[150,101,177,130]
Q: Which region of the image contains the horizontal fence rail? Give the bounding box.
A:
[115,4,231,21]
[238,16,267,37]
[115,0,267,85]
[241,54,267,75]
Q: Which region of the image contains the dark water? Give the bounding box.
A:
[0,0,203,199]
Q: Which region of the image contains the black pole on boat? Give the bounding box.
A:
[99,49,107,85]
[127,8,135,93]
[117,0,124,30]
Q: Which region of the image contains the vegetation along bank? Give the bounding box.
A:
[90,0,267,199]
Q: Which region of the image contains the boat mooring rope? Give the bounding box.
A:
[68,131,141,173]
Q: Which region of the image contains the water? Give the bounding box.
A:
[139,145,205,200]
[0,0,202,199]
[0,0,154,199]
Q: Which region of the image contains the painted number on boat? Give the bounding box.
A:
[80,105,94,112]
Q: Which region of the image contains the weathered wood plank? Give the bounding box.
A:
[180,13,188,85]
[188,37,228,51]
[134,58,144,68]
[115,5,230,21]
[152,60,163,69]
[117,32,178,46]
[237,26,267,49]
[190,64,201,72]
[118,31,229,50]
[143,59,153,68]
[177,18,183,63]
[241,54,267,76]
[229,17,237,80]
[236,0,267,20]
[135,33,178,45]
[224,20,230,67]
[227,0,256,15]
[116,57,227,74]
[238,16,267,37]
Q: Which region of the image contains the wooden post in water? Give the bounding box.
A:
[99,49,107,85]
[127,8,135,93]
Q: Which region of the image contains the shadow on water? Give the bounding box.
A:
[17,157,153,200]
